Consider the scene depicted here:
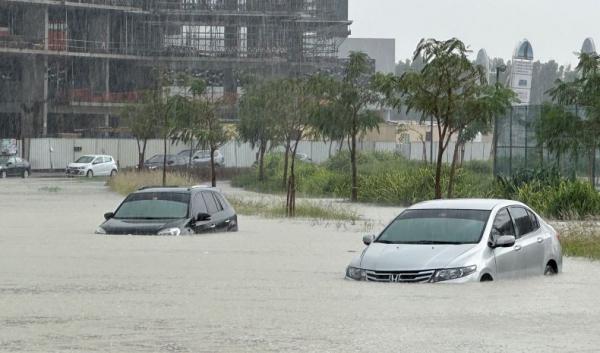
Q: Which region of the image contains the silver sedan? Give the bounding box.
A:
[346,199,562,283]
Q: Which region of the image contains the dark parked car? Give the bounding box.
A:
[143,154,186,170]
[0,155,31,178]
[95,186,238,235]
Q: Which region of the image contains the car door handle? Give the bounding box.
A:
[209,224,216,229]
[224,219,230,224]
[537,237,544,243]
[514,245,522,251]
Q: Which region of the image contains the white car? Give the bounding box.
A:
[346,199,562,283]
[66,155,118,177]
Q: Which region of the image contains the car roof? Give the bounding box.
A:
[408,199,519,211]
[134,185,221,194]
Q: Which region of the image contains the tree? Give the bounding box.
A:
[238,80,282,181]
[375,38,515,199]
[121,94,159,170]
[281,78,318,217]
[312,52,382,202]
[546,52,600,185]
[200,97,228,187]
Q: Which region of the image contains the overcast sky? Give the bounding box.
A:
[348,0,600,66]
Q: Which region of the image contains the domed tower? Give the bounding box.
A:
[509,39,534,105]
[582,37,596,54]
[475,49,491,82]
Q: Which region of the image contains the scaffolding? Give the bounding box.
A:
[0,0,350,138]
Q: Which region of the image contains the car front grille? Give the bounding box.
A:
[365,269,435,283]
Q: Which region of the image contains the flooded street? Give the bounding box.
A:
[1,178,600,352]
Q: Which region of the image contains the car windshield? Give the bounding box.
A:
[0,156,9,164]
[376,209,491,245]
[114,192,190,219]
[76,156,94,163]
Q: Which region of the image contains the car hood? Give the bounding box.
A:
[100,218,186,235]
[359,242,477,271]
[68,163,91,168]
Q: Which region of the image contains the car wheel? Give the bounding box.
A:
[1,170,6,179]
[86,170,93,178]
[544,263,557,276]
[110,169,117,177]
[22,169,29,178]
[480,274,493,282]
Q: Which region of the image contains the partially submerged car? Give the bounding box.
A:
[66,155,118,177]
[96,186,238,235]
[0,155,31,178]
[346,199,562,283]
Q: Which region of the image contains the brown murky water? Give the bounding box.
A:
[1,178,599,352]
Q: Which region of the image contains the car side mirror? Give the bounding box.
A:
[363,234,375,246]
[492,235,516,248]
[6,162,12,166]
[196,212,211,222]
[104,212,115,220]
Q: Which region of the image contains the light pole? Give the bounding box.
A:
[492,64,507,176]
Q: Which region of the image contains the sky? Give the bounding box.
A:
[348,0,600,66]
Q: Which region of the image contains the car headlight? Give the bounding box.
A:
[158,227,181,236]
[431,265,477,282]
[95,227,107,234]
[346,266,367,281]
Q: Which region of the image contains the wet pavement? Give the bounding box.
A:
[1,178,600,352]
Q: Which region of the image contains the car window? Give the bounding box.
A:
[509,207,534,237]
[214,192,229,211]
[202,191,219,215]
[191,193,208,216]
[114,192,190,219]
[527,209,540,230]
[491,208,515,240]
[210,192,224,211]
[93,157,102,164]
[106,156,113,163]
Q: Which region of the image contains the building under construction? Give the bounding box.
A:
[0,0,350,138]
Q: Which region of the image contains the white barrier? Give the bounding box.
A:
[23,138,493,170]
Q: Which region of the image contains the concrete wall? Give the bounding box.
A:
[24,138,493,170]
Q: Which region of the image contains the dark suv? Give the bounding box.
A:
[96,186,238,235]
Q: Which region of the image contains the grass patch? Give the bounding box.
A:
[107,170,195,195]
[559,223,600,260]
[38,186,61,192]
[227,196,359,222]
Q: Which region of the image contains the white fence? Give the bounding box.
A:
[22,138,492,170]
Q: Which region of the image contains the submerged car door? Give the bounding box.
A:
[509,206,545,276]
[7,156,18,176]
[190,192,213,233]
[491,208,526,279]
[202,191,228,231]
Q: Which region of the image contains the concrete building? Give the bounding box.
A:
[0,0,350,138]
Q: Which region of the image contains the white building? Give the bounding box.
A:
[582,37,596,54]
[509,39,534,106]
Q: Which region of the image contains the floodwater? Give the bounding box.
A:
[1,178,600,352]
